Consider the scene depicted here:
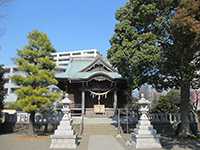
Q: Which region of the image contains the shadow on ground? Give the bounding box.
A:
[160,136,200,150]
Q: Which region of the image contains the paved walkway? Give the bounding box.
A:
[1,121,200,150]
[88,135,125,150]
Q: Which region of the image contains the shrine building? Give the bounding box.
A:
[55,51,127,116]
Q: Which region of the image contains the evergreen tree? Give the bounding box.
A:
[160,0,200,137]
[12,30,60,113]
[107,0,177,91]
[108,0,200,137]
[0,65,5,110]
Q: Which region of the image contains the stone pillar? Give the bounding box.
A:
[113,90,117,112]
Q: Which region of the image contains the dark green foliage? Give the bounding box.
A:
[151,90,180,113]
[12,30,61,113]
[0,65,5,110]
[161,0,200,88]
[160,0,200,137]
[107,0,178,90]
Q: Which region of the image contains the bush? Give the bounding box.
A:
[151,90,180,113]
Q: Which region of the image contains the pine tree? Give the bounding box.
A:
[12,30,60,113]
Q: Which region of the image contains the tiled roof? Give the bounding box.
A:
[55,57,122,80]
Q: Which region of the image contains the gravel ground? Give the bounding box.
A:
[0,133,50,150]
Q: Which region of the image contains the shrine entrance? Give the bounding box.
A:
[81,74,118,117]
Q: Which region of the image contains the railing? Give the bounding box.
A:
[116,108,198,134]
[70,104,82,116]
[150,113,197,123]
[117,109,197,123]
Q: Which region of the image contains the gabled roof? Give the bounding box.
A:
[55,56,122,80]
[80,56,117,72]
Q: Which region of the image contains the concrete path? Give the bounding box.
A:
[88,135,125,150]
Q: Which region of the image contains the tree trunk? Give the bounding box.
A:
[178,81,192,137]
[44,123,48,135]
[29,111,35,135]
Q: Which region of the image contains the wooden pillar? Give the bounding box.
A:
[113,90,117,112]
[81,90,85,134]
[81,90,85,115]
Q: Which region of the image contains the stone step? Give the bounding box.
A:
[83,124,118,135]
[54,131,74,136]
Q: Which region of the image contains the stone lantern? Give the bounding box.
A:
[61,93,72,120]
[131,93,162,149]
[50,93,77,149]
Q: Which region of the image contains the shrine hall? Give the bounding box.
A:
[55,56,127,116]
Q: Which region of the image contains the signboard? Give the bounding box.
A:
[94,105,105,113]
[17,112,30,124]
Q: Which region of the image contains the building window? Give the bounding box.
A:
[59,64,69,66]
[58,58,70,61]
[11,88,18,93]
[84,51,94,54]
[59,53,70,57]
[72,52,81,55]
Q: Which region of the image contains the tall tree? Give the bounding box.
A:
[107,0,177,91]
[0,65,5,111]
[12,30,60,114]
[107,0,200,137]
[160,0,200,137]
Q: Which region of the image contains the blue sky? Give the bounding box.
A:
[0,0,126,65]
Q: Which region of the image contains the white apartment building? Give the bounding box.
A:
[3,66,20,102]
[3,49,100,102]
[52,49,99,66]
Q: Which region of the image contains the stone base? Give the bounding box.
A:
[136,142,162,149]
[50,135,77,149]
[132,133,161,149]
